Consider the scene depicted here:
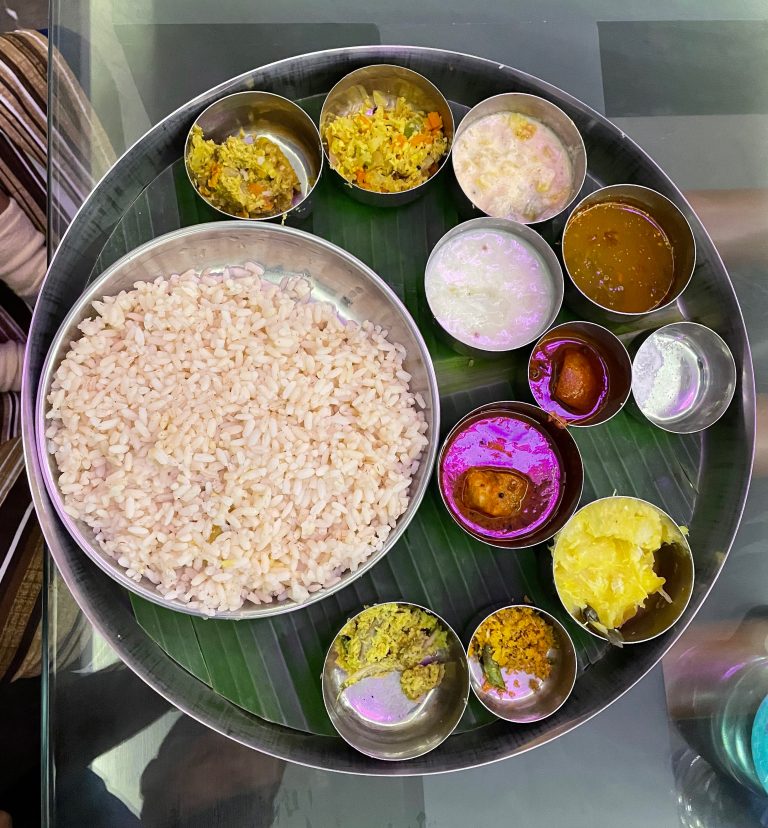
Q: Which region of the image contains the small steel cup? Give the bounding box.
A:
[451,92,587,224]
[562,184,696,322]
[528,320,633,426]
[552,496,695,644]
[322,602,469,761]
[437,401,584,549]
[184,91,323,221]
[424,217,564,358]
[631,321,737,434]
[319,64,454,207]
[467,604,577,723]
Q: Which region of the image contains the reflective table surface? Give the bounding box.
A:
[45,1,768,824]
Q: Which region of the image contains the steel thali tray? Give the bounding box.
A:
[22,46,755,775]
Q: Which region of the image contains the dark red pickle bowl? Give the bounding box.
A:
[528,321,632,427]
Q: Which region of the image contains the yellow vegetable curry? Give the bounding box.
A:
[187,125,300,218]
[335,604,448,701]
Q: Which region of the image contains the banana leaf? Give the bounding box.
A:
[107,96,700,737]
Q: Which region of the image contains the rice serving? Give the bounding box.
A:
[45,263,429,614]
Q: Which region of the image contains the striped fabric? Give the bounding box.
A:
[0,31,114,681]
[0,439,43,682]
[0,31,114,238]
[0,32,46,234]
[0,277,28,445]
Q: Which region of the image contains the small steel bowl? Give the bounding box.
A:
[451,92,587,225]
[319,64,454,207]
[184,91,323,221]
[322,602,469,761]
[528,320,633,427]
[424,217,564,358]
[437,401,584,550]
[562,184,696,322]
[553,495,695,644]
[631,321,737,434]
[467,604,577,723]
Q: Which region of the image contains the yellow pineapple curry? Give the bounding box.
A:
[553,498,683,631]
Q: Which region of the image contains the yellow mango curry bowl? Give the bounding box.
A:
[552,496,694,646]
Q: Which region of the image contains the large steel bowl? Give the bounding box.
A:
[34,221,439,619]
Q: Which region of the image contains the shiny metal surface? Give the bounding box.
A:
[34,221,440,619]
[319,64,454,207]
[553,496,695,645]
[631,321,737,435]
[528,321,633,427]
[424,217,564,356]
[322,602,469,761]
[451,92,587,224]
[23,45,755,775]
[184,91,323,221]
[436,401,584,549]
[563,184,696,321]
[467,605,577,723]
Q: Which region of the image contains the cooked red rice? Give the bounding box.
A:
[45,264,428,614]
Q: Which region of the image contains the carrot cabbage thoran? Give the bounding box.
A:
[323,92,448,193]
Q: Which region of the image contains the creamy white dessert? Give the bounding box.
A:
[453,112,573,223]
[425,227,557,351]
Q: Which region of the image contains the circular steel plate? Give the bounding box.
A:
[22,46,755,775]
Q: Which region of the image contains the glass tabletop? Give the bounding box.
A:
[44,1,768,825]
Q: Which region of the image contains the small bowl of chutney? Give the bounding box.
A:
[562,184,695,319]
[528,321,632,427]
[437,401,583,549]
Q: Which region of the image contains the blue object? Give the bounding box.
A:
[750,693,768,795]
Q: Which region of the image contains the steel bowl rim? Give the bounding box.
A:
[552,494,696,644]
[562,183,697,317]
[451,91,588,225]
[319,63,455,200]
[527,319,633,428]
[424,216,565,352]
[322,600,470,761]
[183,90,324,222]
[630,320,737,435]
[466,602,578,722]
[35,220,440,620]
[436,400,584,549]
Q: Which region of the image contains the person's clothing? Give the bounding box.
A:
[0,31,47,234]
[0,439,43,682]
[0,25,116,696]
[0,283,42,683]
[0,197,46,306]
[0,29,114,238]
[0,28,116,825]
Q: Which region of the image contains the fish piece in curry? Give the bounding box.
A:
[460,467,529,518]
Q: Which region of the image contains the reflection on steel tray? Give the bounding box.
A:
[22,46,755,775]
